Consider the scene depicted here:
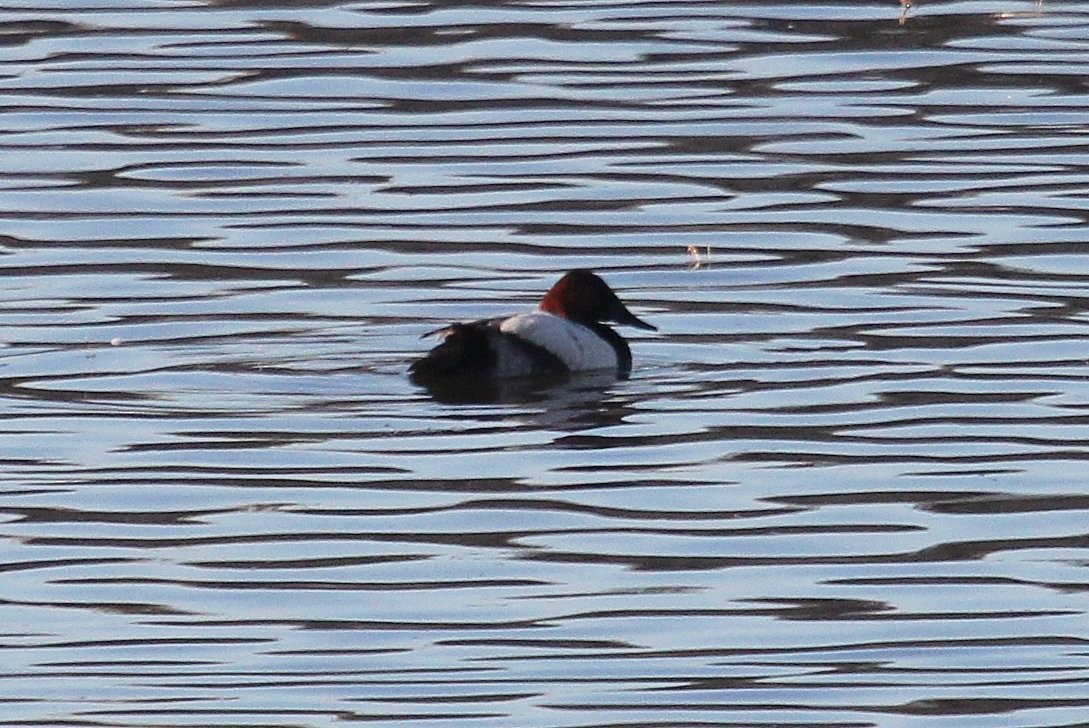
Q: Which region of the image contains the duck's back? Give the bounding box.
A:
[499,312,625,372]
[409,317,569,383]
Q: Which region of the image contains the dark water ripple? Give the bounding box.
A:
[1,0,1089,726]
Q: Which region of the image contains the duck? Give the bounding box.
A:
[410,270,656,385]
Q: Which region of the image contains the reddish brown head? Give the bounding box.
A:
[538,270,656,330]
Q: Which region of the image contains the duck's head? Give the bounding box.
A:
[538,270,656,331]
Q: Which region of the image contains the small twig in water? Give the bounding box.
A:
[686,245,710,269]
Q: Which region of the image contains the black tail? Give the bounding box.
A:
[409,324,496,382]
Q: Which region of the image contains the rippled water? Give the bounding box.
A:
[2,0,1089,726]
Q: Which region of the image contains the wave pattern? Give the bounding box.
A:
[1,0,1088,726]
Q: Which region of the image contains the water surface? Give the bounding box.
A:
[2,1,1088,726]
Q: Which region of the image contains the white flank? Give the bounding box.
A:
[499,312,618,371]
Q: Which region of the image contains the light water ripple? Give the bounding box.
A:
[1,1,1088,727]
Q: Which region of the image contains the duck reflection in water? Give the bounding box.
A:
[410,270,656,404]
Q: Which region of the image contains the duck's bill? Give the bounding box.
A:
[613,305,657,331]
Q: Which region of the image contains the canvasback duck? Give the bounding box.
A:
[410,270,656,384]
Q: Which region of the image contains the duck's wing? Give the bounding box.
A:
[419,316,507,340]
[411,317,568,381]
